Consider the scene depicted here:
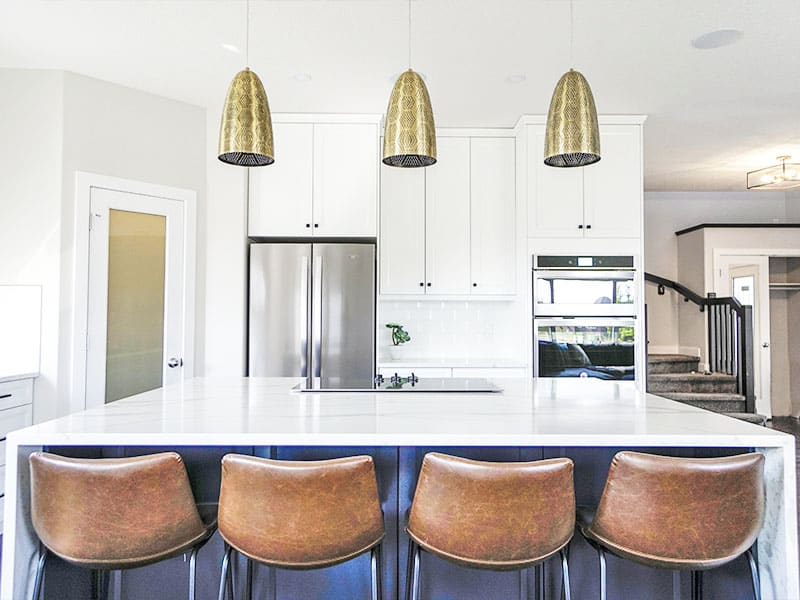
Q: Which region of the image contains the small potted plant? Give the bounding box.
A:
[385,322,411,359]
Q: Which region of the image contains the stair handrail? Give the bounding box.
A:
[644,272,755,413]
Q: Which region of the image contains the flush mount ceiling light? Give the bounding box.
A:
[382,0,436,168]
[218,0,274,167]
[747,156,800,190]
[544,0,600,168]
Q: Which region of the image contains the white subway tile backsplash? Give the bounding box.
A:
[377,299,526,363]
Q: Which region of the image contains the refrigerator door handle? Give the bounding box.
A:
[299,254,309,379]
[312,256,323,378]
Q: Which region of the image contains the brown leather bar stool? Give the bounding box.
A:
[29,451,217,600]
[217,453,385,600]
[577,451,765,600]
[405,452,575,600]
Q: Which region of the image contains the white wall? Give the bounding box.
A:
[644,191,790,352]
[201,102,248,376]
[0,69,64,422]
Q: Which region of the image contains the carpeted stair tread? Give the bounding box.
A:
[658,392,745,402]
[647,354,701,363]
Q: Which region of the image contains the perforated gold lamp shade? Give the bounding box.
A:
[544,69,600,168]
[218,68,274,167]
[383,69,436,168]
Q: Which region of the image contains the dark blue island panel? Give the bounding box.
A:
[40,445,755,600]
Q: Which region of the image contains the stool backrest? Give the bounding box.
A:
[591,451,765,566]
[408,453,575,569]
[30,451,207,566]
[218,454,385,569]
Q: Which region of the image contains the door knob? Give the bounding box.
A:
[167,357,183,368]
[762,342,770,348]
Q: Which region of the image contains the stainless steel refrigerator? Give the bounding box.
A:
[248,242,376,387]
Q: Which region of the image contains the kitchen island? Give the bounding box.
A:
[2,377,797,599]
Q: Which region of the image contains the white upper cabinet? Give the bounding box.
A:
[248,123,313,237]
[425,137,471,295]
[379,133,517,297]
[525,120,643,239]
[470,137,516,295]
[582,124,642,238]
[527,125,583,238]
[313,123,379,236]
[379,166,426,294]
[248,118,379,237]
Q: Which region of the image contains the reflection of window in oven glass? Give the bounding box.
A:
[615,280,635,304]
[552,280,613,304]
[536,279,553,304]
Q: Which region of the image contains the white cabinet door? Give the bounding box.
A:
[470,138,516,295]
[425,137,471,295]
[583,124,642,238]
[380,166,426,294]
[248,123,313,237]
[313,123,378,236]
[526,125,584,238]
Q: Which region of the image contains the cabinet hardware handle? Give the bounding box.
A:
[586,224,592,229]
[578,224,583,229]
[314,224,319,228]
[0,394,11,400]
[419,282,424,287]
[305,223,311,228]
[426,282,431,287]
[473,283,477,287]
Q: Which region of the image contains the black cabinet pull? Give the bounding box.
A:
[426,283,431,287]
[0,394,11,400]
[305,223,311,228]
[314,224,319,228]
[472,283,477,287]
[586,224,592,229]
[578,224,583,229]
[419,282,424,287]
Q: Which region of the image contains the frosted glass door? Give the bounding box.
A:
[86,188,185,406]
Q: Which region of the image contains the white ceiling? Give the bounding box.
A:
[1,0,799,191]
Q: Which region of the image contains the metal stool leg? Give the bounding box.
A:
[534,564,545,600]
[598,546,607,600]
[404,539,415,600]
[188,546,199,600]
[410,541,421,600]
[370,544,382,600]
[560,549,571,600]
[31,545,48,600]
[218,543,233,600]
[746,548,761,600]
[245,557,253,600]
[691,570,703,600]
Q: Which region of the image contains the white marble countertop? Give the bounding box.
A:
[7,377,792,448]
[377,358,528,369]
[0,372,38,384]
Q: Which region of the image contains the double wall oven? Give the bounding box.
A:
[533,255,639,381]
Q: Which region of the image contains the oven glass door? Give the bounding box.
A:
[534,270,635,316]
[535,318,636,380]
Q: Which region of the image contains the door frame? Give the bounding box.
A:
[70,172,196,414]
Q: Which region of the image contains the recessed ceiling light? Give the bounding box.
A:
[221,43,241,54]
[292,73,313,82]
[691,29,744,50]
[505,74,526,84]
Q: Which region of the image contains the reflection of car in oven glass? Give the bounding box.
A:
[538,340,635,380]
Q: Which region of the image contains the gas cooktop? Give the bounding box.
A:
[295,373,502,393]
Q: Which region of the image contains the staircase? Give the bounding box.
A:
[647,354,746,413]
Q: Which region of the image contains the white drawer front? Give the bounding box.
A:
[378,367,453,378]
[0,403,33,443]
[0,378,33,411]
[452,368,528,378]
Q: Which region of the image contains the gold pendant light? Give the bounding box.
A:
[218,0,274,167]
[382,0,436,168]
[544,0,600,168]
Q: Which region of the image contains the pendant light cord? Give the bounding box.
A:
[246,0,250,67]
[408,0,412,68]
[569,0,574,66]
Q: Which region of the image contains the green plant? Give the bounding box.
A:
[385,322,411,346]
